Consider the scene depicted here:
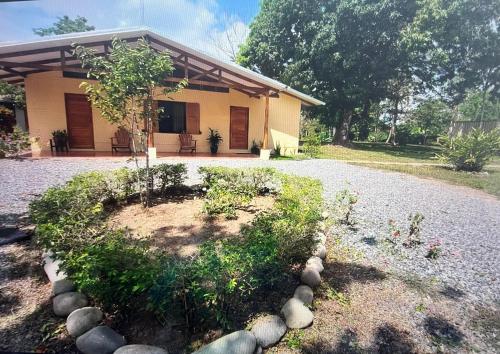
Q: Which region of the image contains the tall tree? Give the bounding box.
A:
[33,15,95,36]
[239,0,423,145]
[74,37,185,207]
[409,0,500,103]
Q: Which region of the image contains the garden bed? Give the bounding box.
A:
[108,194,274,257]
[28,164,326,352]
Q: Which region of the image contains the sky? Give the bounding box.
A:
[0,0,260,60]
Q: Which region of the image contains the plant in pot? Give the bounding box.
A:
[207,128,223,154]
[250,139,261,155]
[52,129,68,151]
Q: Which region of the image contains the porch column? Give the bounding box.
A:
[260,90,271,160]
[263,91,269,148]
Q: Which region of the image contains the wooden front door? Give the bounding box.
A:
[65,93,94,149]
[230,106,249,149]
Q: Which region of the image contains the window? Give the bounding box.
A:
[156,101,200,134]
[158,101,186,133]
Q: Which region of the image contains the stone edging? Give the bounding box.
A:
[41,211,331,354]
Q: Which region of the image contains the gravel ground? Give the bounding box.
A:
[1,156,499,307]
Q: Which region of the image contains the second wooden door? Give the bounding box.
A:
[65,93,94,149]
[230,106,249,149]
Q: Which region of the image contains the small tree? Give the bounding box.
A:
[0,81,25,108]
[74,37,186,206]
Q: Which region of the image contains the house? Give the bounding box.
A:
[0,28,324,157]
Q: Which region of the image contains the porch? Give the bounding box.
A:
[21,150,258,160]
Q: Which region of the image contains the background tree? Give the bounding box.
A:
[0,81,25,108]
[74,37,186,206]
[33,15,95,36]
[238,0,424,145]
[409,98,452,144]
[457,90,500,122]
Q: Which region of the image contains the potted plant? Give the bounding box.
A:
[52,129,68,151]
[250,139,261,155]
[207,128,223,154]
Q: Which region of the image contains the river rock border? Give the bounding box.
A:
[41,211,331,354]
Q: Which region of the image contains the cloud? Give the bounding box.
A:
[0,0,249,61]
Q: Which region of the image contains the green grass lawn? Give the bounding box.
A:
[317,142,500,197]
[320,142,442,163]
[352,163,500,197]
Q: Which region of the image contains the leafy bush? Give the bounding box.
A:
[0,127,30,158]
[367,130,388,142]
[151,163,187,195]
[333,188,358,225]
[437,129,500,171]
[31,165,324,329]
[199,167,280,218]
[30,164,187,311]
[62,229,161,310]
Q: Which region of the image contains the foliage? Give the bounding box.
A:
[199,166,279,219]
[457,90,500,122]
[426,239,443,259]
[150,163,187,196]
[284,330,305,349]
[437,129,500,171]
[74,37,186,206]
[31,166,324,329]
[408,99,453,144]
[51,129,68,139]
[0,81,25,108]
[0,127,30,158]
[63,229,161,310]
[301,120,324,158]
[274,141,282,156]
[387,213,425,249]
[333,188,358,225]
[33,15,95,36]
[206,128,223,153]
[250,140,261,155]
[367,131,389,143]
[406,212,425,247]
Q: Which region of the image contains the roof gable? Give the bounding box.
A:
[0,27,324,106]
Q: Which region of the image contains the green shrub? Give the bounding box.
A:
[151,163,187,195]
[0,127,31,158]
[31,165,324,329]
[437,129,500,171]
[199,167,280,218]
[62,229,161,310]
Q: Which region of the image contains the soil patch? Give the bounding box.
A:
[0,240,77,353]
[108,195,275,257]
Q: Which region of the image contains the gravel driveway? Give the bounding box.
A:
[1,156,499,307]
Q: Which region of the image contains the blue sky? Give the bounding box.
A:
[0,0,260,59]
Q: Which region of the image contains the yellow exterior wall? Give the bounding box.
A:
[25,71,301,154]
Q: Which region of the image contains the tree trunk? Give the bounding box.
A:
[335,110,352,146]
[386,98,399,146]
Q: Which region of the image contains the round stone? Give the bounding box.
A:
[280,298,314,329]
[250,315,287,348]
[306,256,324,273]
[67,307,103,337]
[114,344,168,354]
[53,292,88,317]
[313,244,327,259]
[76,326,126,354]
[193,330,256,354]
[301,267,321,288]
[293,285,314,305]
[52,279,76,296]
[314,232,326,244]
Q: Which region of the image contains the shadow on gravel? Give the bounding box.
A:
[424,315,464,348]
[0,289,21,315]
[302,324,417,353]
[323,261,386,292]
[439,285,465,300]
[360,236,377,246]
